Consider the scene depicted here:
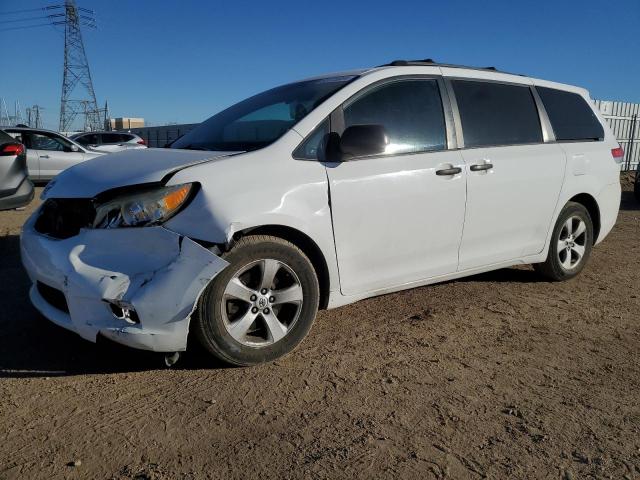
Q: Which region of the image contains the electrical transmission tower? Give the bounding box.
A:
[26,105,44,128]
[58,0,100,132]
[0,2,101,131]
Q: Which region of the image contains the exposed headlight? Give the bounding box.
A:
[93,183,194,228]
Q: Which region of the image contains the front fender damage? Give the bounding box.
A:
[21,222,229,352]
[80,227,230,351]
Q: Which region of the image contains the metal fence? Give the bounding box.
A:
[123,124,198,148]
[595,100,639,171]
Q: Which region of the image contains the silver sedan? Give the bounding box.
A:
[4,127,105,182]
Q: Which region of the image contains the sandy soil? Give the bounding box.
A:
[0,175,639,480]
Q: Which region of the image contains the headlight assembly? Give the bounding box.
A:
[93,183,194,229]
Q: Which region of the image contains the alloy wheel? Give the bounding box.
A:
[221,259,303,347]
[557,215,588,270]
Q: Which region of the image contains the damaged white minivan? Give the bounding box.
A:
[21,60,622,366]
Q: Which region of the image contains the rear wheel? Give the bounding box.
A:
[193,235,319,366]
[534,202,593,281]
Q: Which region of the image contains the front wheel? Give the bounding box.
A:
[193,235,319,366]
[534,202,593,281]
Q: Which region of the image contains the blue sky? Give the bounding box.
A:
[1,0,639,130]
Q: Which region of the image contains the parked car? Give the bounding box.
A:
[71,131,147,153]
[20,60,622,366]
[0,129,34,210]
[4,127,105,182]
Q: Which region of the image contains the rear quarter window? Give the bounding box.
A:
[536,87,604,141]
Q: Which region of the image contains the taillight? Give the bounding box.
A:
[1,143,25,156]
[137,139,146,145]
[611,146,624,163]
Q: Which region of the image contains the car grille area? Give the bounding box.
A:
[34,198,96,239]
[37,281,70,314]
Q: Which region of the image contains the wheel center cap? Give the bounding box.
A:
[257,296,268,309]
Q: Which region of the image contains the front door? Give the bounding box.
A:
[326,77,467,295]
[31,132,85,180]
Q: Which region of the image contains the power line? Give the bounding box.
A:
[0,5,62,16]
[0,23,57,33]
[0,15,61,24]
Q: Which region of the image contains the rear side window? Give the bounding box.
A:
[343,79,446,155]
[102,133,122,144]
[453,80,542,148]
[536,87,604,141]
[77,133,99,145]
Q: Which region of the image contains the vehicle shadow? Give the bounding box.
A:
[457,265,543,284]
[0,234,228,378]
[620,191,639,211]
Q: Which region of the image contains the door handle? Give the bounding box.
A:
[39,155,50,159]
[470,163,493,172]
[435,167,462,176]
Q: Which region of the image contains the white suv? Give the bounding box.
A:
[71,131,147,153]
[21,60,622,366]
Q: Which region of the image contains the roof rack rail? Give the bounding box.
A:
[378,59,524,76]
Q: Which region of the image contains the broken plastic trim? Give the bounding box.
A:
[107,301,140,324]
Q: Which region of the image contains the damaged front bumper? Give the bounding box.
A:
[20,214,229,352]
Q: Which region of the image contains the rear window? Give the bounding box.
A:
[76,133,99,145]
[452,80,543,148]
[536,87,604,141]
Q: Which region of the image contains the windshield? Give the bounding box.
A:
[171,76,356,152]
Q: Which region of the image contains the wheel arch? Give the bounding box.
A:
[568,192,601,242]
[235,224,331,310]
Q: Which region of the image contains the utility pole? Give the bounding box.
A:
[58,0,99,132]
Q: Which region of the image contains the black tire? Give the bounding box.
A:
[534,202,593,281]
[193,235,319,366]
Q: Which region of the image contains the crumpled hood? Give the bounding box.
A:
[42,148,237,199]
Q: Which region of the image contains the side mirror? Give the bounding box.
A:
[64,144,80,153]
[339,124,388,160]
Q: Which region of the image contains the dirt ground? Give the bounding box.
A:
[0,174,638,480]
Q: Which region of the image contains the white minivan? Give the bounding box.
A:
[21,60,622,366]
